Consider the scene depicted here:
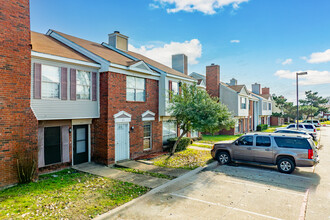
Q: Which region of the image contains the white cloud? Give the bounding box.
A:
[128,39,202,66]
[230,39,240,43]
[152,0,249,15]
[282,58,292,65]
[305,49,330,63]
[274,69,330,85]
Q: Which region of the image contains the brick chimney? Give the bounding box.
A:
[206,64,220,98]
[108,31,128,51]
[252,83,261,95]
[172,54,188,75]
[262,87,270,95]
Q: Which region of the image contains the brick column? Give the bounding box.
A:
[206,64,220,98]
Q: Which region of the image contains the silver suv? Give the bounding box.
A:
[211,133,319,174]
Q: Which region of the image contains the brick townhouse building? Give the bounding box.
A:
[0,0,197,187]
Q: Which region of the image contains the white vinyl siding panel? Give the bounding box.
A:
[31,57,100,120]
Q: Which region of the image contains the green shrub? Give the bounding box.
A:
[256,124,268,131]
[167,137,191,152]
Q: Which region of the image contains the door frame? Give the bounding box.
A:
[114,111,132,163]
[71,123,91,165]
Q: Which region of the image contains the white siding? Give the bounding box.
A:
[31,57,100,120]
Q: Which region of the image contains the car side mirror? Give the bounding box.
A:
[234,141,238,145]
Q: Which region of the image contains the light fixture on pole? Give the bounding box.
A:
[296,71,307,130]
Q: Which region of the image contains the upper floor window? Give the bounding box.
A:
[240,97,246,109]
[41,65,60,99]
[76,70,91,100]
[268,103,272,110]
[263,102,267,110]
[172,82,179,96]
[127,76,145,101]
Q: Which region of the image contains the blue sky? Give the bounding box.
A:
[30,0,330,102]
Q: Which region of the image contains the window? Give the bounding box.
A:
[44,127,61,165]
[256,136,271,147]
[274,137,311,149]
[304,125,314,129]
[237,136,253,146]
[162,121,177,144]
[287,124,295,129]
[298,125,303,128]
[268,103,272,110]
[172,82,179,95]
[191,130,199,138]
[263,102,267,110]
[127,76,145,101]
[41,65,60,99]
[143,122,152,150]
[240,97,246,109]
[76,70,91,100]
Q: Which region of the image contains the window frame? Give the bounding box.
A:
[237,135,253,146]
[126,76,146,102]
[143,122,152,150]
[76,70,91,100]
[41,64,61,99]
[256,136,271,147]
[240,97,247,109]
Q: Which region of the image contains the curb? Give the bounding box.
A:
[94,161,218,220]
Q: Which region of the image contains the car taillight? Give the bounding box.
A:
[314,129,316,132]
[308,149,313,159]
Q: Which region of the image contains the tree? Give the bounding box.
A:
[272,94,287,114]
[168,83,235,154]
[300,105,318,120]
[283,102,297,121]
[299,90,328,117]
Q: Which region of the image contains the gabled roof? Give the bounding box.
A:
[260,94,272,100]
[50,30,194,80]
[227,85,245,93]
[189,72,206,80]
[31,31,96,63]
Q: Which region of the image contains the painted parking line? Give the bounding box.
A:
[219,179,306,197]
[170,193,283,220]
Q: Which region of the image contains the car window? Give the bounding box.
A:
[298,125,303,128]
[237,136,253,146]
[274,137,311,149]
[287,125,295,128]
[304,125,313,129]
[313,121,318,123]
[256,136,271,147]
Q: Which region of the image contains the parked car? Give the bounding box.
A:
[276,123,317,140]
[274,129,316,140]
[303,120,321,127]
[211,133,319,174]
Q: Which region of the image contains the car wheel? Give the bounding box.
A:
[277,158,295,174]
[217,151,231,165]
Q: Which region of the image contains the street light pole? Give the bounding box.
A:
[296,72,308,130]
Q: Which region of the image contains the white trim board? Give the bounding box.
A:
[31,51,101,68]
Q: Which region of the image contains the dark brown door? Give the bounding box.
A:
[44,127,61,165]
[73,125,88,165]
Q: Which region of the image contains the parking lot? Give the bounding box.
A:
[100,127,329,220]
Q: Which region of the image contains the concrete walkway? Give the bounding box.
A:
[73,162,169,189]
[116,160,189,177]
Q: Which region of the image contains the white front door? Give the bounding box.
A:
[115,123,130,162]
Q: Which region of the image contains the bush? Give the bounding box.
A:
[167,137,191,152]
[256,124,268,131]
[15,149,37,184]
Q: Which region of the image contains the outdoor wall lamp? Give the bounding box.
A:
[69,127,72,133]
[131,126,134,131]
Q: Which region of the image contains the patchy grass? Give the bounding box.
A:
[261,125,287,133]
[0,169,148,219]
[321,121,330,125]
[198,134,242,144]
[115,167,174,180]
[152,149,213,170]
[190,143,212,149]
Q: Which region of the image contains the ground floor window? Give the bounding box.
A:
[44,127,61,165]
[143,122,152,150]
[191,130,199,138]
[163,121,177,144]
[235,119,239,133]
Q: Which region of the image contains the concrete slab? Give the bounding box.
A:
[116,160,189,177]
[73,162,169,188]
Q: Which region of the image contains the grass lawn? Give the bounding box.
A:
[198,134,242,144]
[0,169,148,219]
[321,121,330,125]
[190,143,213,149]
[115,167,174,180]
[261,125,287,133]
[151,149,213,170]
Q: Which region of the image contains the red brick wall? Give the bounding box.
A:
[0,0,38,187]
[270,116,284,126]
[262,87,270,95]
[249,100,254,131]
[219,128,235,135]
[92,72,163,165]
[206,64,220,98]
